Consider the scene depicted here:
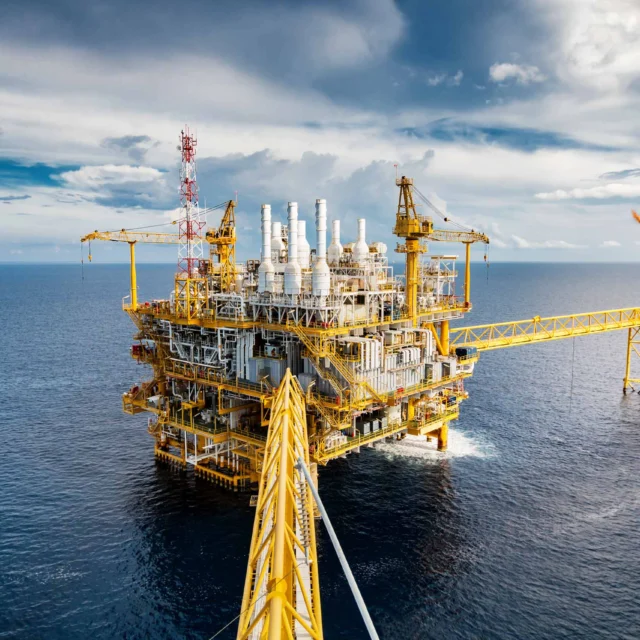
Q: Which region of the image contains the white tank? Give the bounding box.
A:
[271,221,285,263]
[328,219,343,267]
[258,204,275,293]
[298,219,311,269]
[284,202,302,295]
[353,218,369,265]
[312,199,331,296]
[370,241,387,255]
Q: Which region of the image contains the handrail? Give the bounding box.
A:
[315,408,460,462]
[451,307,640,351]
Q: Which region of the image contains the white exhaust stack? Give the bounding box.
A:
[284,202,302,295]
[298,220,311,269]
[327,219,343,267]
[353,217,369,265]
[258,204,274,293]
[312,198,330,296]
[271,221,284,263]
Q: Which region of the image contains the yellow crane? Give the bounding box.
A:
[205,199,237,293]
[82,201,238,306]
[393,176,431,325]
[81,228,180,309]
[394,176,490,354]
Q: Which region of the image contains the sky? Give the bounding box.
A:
[2,0,640,263]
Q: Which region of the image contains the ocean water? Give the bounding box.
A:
[1,262,639,639]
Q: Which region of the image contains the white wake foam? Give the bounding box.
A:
[373,428,494,462]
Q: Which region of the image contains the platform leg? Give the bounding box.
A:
[437,423,448,451]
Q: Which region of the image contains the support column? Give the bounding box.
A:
[623,327,640,394]
[464,242,471,307]
[406,239,419,327]
[129,241,137,309]
[440,320,450,355]
[437,422,448,451]
[407,397,416,422]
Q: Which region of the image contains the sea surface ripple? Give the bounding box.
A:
[0,263,639,639]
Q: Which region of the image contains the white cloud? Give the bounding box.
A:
[489,62,546,85]
[535,183,640,200]
[541,0,640,92]
[512,235,586,249]
[57,165,164,188]
[600,240,621,247]
[427,73,447,87]
[449,70,464,86]
[426,70,463,87]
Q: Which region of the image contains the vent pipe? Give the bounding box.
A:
[284,202,302,295]
[328,219,343,267]
[258,204,274,293]
[312,198,331,296]
[271,221,284,263]
[298,220,311,269]
[353,218,369,265]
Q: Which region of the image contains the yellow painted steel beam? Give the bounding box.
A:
[426,229,490,245]
[81,229,179,244]
[623,327,640,393]
[450,307,640,352]
[314,408,461,464]
[237,370,323,640]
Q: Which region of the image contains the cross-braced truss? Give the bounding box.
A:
[237,370,323,640]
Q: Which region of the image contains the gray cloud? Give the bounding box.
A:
[599,168,640,181]
[0,0,404,85]
[102,135,159,163]
[195,148,434,253]
[1,194,31,203]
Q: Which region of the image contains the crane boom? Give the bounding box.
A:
[427,229,489,245]
[81,229,180,244]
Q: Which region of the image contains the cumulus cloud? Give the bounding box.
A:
[512,235,586,249]
[54,164,171,209]
[600,240,621,247]
[57,165,164,188]
[426,70,463,87]
[535,183,640,200]
[546,0,640,92]
[489,62,545,85]
[449,70,464,86]
[427,74,447,87]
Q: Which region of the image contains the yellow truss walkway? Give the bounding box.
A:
[450,307,640,351]
[238,370,323,640]
[450,307,640,393]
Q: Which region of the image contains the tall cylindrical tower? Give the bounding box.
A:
[312,199,331,295]
[353,218,369,266]
[284,202,302,295]
[258,204,275,293]
[298,220,311,269]
[328,219,343,266]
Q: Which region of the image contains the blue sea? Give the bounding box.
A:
[1,263,639,639]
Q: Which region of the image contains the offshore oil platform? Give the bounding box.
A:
[83,127,640,639]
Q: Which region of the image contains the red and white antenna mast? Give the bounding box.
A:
[178,126,204,277]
